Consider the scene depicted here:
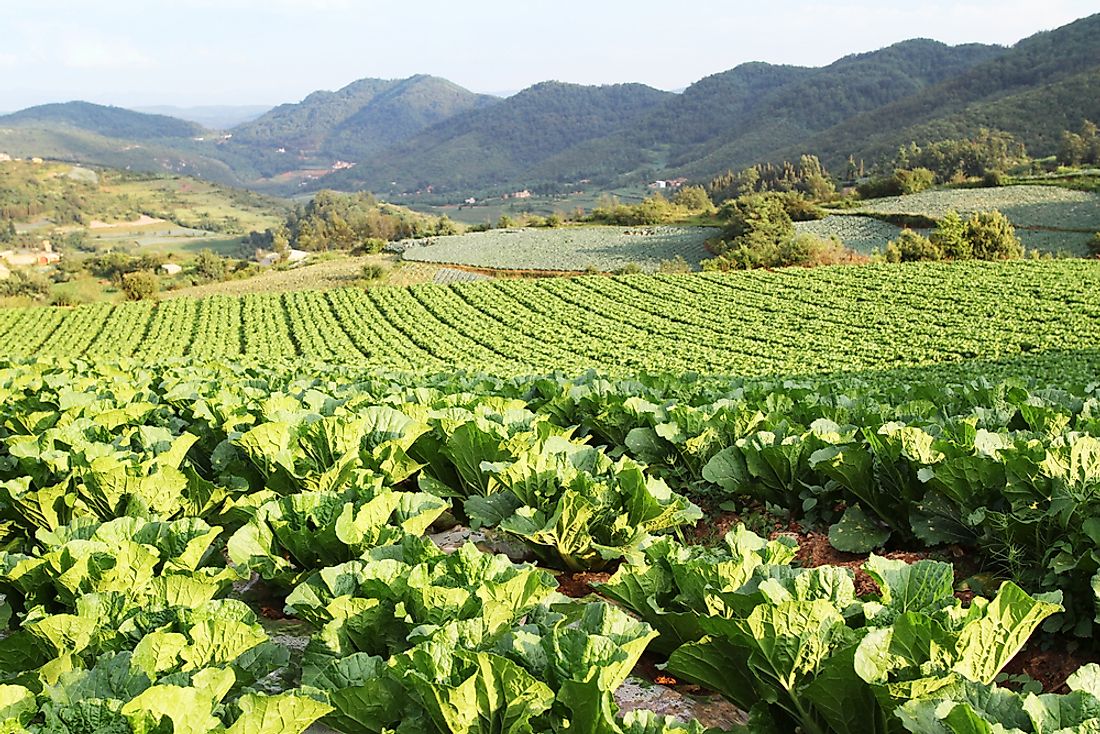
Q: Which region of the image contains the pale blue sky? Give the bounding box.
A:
[1,0,1095,110]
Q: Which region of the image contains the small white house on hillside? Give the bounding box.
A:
[160,263,183,276]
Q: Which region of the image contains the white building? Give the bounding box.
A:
[160,263,183,276]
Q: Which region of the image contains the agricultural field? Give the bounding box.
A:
[401,225,719,272]
[0,358,1097,733]
[164,254,463,299]
[851,184,1100,229]
[804,185,1100,255]
[794,215,908,254]
[1,260,1098,378]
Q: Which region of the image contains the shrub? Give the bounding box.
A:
[931,210,971,260]
[193,249,226,282]
[0,270,51,299]
[857,177,902,200]
[1088,233,1100,258]
[715,193,794,251]
[982,170,1007,187]
[351,237,388,255]
[672,186,714,213]
[614,263,643,275]
[50,292,81,307]
[120,271,159,301]
[657,256,692,274]
[777,234,850,267]
[780,194,827,222]
[964,210,1023,260]
[361,263,386,280]
[894,167,936,195]
[885,229,942,262]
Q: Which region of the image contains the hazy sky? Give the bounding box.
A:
[1,0,1095,110]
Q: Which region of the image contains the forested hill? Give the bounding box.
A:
[760,12,1100,170]
[0,101,206,140]
[227,75,499,165]
[530,39,1005,187]
[324,81,673,192]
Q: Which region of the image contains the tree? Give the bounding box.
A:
[1087,233,1100,259]
[120,271,159,301]
[0,220,15,244]
[893,167,936,195]
[931,210,971,260]
[1059,131,1087,166]
[672,186,714,213]
[718,194,794,249]
[885,229,942,262]
[964,210,1023,260]
[194,249,226,282]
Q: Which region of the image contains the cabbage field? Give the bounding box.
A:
[2,259,1100,733]
[3,260,1100,377]
[0,359,1099,733]
[851,185,1100,230]
[400,225,719,272]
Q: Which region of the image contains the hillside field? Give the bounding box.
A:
[803,184,1100,255]
[400,225,719,273]
[2,260,1097,377]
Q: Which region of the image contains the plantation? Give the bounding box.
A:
[2,261,1099,377]
[2,261,1100,732]
[400,225,719,273]
[794,215,907,254]
[0,358,1098,732]
[850,185,1100,232]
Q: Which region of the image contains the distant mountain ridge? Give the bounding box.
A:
[0,101,206,139]
[1,12,1097,196]
[325,81,673,192]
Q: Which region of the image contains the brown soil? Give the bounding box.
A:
[556,570,612,598]
[1001,640,1100,694]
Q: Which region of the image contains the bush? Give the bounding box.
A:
[351,237,388,255]
[1088,233,1100,258]
[776,234,850,267]
[931,210,971,260]
[857,177,902,200]
[120,271,159,301]
[361,264,386,280]
[885,229,942,262]
[0,270,51,299]
[657,256,692,274]
[964,210,1023,260]
[893,167,936,195]
[672,186,714,213]
[780,194,827,222]
[193,249,226,282]
[614,263,643,275]
[50,292,81,307]
[982,170,1007,187]
[715,193,795,252]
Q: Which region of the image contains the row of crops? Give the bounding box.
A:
[3,260,1100,376]
[1,359,1100,732]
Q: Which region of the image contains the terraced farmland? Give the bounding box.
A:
[401,225,719,272]
[4,260,1100,377]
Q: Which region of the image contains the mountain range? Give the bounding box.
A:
[0,12,1097,198]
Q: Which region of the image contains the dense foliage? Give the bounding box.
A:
[706,155,835,204]
[275,190,457,251]
[0,359,1096,731]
